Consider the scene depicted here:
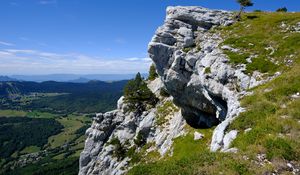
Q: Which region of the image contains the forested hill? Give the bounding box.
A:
[0,80,128,113]
[0,80,127,97]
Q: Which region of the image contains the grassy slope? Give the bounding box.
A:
[48,115,87,148]
[0,110,27,117]
[128,12,300,175]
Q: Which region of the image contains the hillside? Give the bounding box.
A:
[0,80,128,174]
[0,80,127,113]
[79,7,300,175]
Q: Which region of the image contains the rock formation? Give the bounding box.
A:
[79,6,279,175]
[79,78,186,175]
[149,6,247,152]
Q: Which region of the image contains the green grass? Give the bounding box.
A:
[221,12,300,75]
[128,12,300,175]
[47,115,88,148]
[155,101,179,126]
[264,137,295,161]
[229,62,300,160]
[224,51,250,64]
[20,146,41,154]
[0,110,27,117]
[70,149,83,158]
[0,110,59,119]
[246,56,279,74]
[129,127,254,175]
[27,111,58,118]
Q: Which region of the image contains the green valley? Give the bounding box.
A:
[0,80,127,175]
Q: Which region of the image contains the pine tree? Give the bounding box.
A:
[123,72,158,113]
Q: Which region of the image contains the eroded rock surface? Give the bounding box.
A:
[79,79,186,175]
[148,6,250,152]
[149,5,281,152]
[79,6,280,175]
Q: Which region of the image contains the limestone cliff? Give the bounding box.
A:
[148,6,278,152]
[79,78,186,175]
[79,6,282,175]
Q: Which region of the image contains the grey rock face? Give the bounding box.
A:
[149,6,237,129]
[148,6,260,152]
[79,78,186,175]
[79,6,281,175]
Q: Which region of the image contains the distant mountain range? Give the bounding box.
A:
[0,76,18,82]
[1,73,148,83]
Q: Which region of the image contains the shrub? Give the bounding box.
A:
[109,137,121,145]
[159,88,170,97]
[156,101,179,126]
[110,137,126,160]
[126,146,137,158]
[148,64,158,81]
[182,47,192,53]
[134,132,146,147]
[204,67,211,74]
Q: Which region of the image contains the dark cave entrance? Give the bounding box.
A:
[180,96,228,129]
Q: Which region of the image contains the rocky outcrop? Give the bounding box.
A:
[79,78,186,175]
[80,6,281,175]
[148,6,270,152]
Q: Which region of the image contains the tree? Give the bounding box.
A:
[276,7,287,12]
[148,64,158,81]
[123,73,158,114]
[236,0,254,20]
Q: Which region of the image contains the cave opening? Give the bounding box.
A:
[180,95,228,129]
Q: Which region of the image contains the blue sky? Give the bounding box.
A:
[0,0,299,75]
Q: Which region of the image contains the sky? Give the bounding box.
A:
[0,0,299,75]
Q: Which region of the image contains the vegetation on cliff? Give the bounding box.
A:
[124,73,158,113]
[148,64,158,81]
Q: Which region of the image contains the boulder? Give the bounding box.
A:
[221,130,238,151]
[194,131,204,140]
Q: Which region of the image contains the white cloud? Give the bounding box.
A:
[0,49,152,75]
[0,41,15,46]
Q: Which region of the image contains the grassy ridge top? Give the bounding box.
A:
[128,12,300,175]
[221,12,300,75]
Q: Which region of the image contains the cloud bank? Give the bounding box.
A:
[0,49,151,75]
